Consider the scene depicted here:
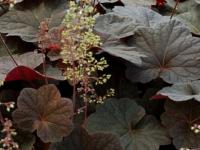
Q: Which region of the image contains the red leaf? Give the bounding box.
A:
[156,0,166,6]
[47,44,61,53]
[5,66,49,82]
[150,94,168,100]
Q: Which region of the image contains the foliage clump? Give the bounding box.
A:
[0,0,200,150]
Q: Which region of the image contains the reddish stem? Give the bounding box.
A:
[170,0,179,19]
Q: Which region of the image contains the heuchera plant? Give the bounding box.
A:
[0,0,200,150]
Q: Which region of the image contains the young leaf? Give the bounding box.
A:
[158,81,200,101]
[5,66,50,82]
[161,100,200,149]
[12,84,74,143]
[50,127,123,150]
[0,0,68,42]
[86,98,170,150]
[126,20,200,84]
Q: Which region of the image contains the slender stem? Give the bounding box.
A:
[0,110,4,124]
[191,116,200,124]
[84,101,87,120]
[71,47,76,111]
[41,49,48,85]
[170,0,179,19]
[0,34,19,67]
[72,77,76,111]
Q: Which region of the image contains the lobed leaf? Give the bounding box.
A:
[86,98,170,150]
[126,20,200,84]
[12,84,74,142]
[0,0,68,42]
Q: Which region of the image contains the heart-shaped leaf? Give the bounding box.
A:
[12,84,74,142]
[126,20,200,84]
[0,0,68,42]
[177,5,200,35]
[0,51,44,82]
[50,127,123,150]
[86,98,170,150]
[158,81,200,101]
[161,100,200,149]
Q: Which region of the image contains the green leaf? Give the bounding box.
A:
[136,87,165,116]
[88,132,123,150]
[126,20,200,84]
[12,84,74,142]
[50,127,123,150]
[158,80,200,101]
[161,100,200,149]
[177,5,200,35]
[15,132,35,150]
[49,127,89,150]
[0,0,68,42]
[86,98,170,150]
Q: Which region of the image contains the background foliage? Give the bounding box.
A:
[0,0,200,150]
